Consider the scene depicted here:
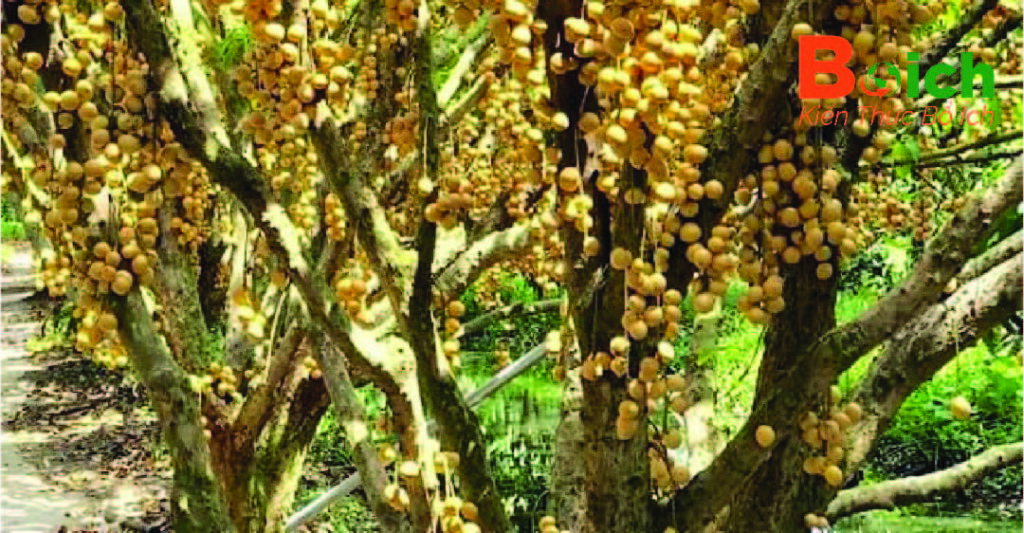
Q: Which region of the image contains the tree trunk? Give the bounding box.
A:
[216,379,330,533]
[113,291,236,533]
[657,260,841,533]
[715,260,839,532]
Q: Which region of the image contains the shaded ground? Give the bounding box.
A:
[1,246,169,532]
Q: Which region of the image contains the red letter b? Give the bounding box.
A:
[799,36,854,99]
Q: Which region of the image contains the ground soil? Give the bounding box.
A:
[2,246,169,532]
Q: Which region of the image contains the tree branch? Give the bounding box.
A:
[658,161,1023,531]
[829,443,1024,520]
[833,156,1023,370]
[887,129,1022,166]
[894,149,1023,170]
[310,332,413,532]
[916,0,1000,95]
[285,342,547,530]
[123,2,430,512]
[695,0,844,222]
[957,229,1023,285]
[456,299,561,339]
[434,221,534,301]
[842,252,1024,475]
[310,120,414,312]
[404,5,509,529]
[232,323,307,442]
[437,31,493,108]
[111,290,235,532]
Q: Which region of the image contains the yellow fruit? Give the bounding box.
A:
[97,313,118,331]
[610,247,632,270]
[616,416,638,440]
[111,271,134,295]
[693,292,715,313]
[664,429,682,448]
[755,425,776,448]
[791,23,814,40]
[618,400,640,419]
[844,402,863,423]
[461,501,479,521]
[823,465,844,487]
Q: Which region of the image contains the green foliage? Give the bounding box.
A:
[459,273,561,372]
[433,15,490,87]
[300,389,392,532]
[209,25,254,74]
[885,344,1022,452]
[453,273,563,528]
[2,220,25,241]
[471,372,558,530]
[2,194,25,241]
[679,281,765,439]
[867,343,1023,516]
[326,498,380,532]
[836,512,1023,532]
[308,408,353,470]
[294,484,378,533]
[838,235,916,293]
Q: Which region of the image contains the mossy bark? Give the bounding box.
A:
[216,379,330,533]
[113,290,236,533]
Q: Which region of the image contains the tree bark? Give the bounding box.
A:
[112,290,235,533]
[219,378,331,533]
[668,259,840,533]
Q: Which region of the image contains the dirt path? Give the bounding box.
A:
[1,247,102,532]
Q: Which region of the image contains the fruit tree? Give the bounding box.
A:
[1,0,1022,531]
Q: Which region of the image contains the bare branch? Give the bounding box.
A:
[833,156,1023,370]
[310,332,412,532]
[956,229,1023,285]
[442,73,491,126]
[456,299,561,339]
[233,323,307,441]
[437,32,494,108]
[829,443,1024,520]
[894,148,1023,170]
[887,129,1022,166]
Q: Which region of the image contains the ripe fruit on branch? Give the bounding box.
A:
[755,425,775,448]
